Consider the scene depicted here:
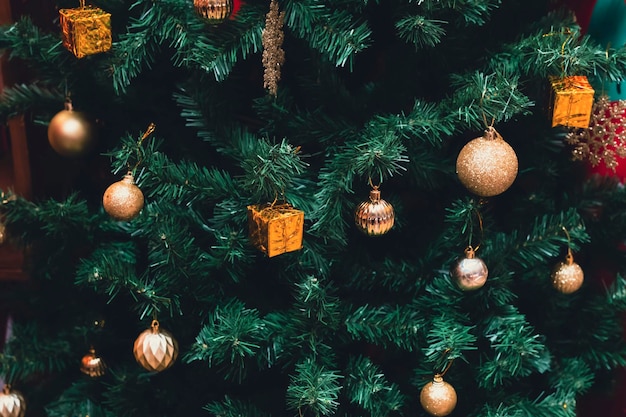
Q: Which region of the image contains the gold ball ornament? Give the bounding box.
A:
[451,246,488,291]
[102,173,145,221]
[194,0,233,23]
[80,347,106,377]
[47,100,95,157]
[456,126,518,197]
[133,320,179,372]
[420,374,457,417]
[552,251,584,294]
[355,186,394,236]
[0,386,25,417]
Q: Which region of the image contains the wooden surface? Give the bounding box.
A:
[0,0,30,281]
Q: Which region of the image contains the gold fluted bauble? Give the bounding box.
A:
[133,320,178,372]
[47,100,95,157]
[102,173,145,221]
[355,187,394,236]
[0,386,25,417]
[552,251,584,294]
[194,0,233,23]
[456,126,518,197]
[451,246,488,291]
[80,347,106,377]
[420,374,457,417]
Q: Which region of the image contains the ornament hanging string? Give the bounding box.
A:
[128,123,156,175]
[561,226,574,263]
[467,208,484,255]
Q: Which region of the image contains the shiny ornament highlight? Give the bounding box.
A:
[456,126,518,197]
[0,386,25,417]
[420,374,457,417]
[80,347,106,377]
[354,186,394,236]
[194,0,233,23]
[552,251,584,294]
[47,100,95,157]
[102,173,145,221]
[451,246,488,291]
[133,320,178,372]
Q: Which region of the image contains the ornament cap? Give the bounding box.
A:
[63,98,73,112]
[464,246,476,259]
[484,125,497,140]
[433,374,444,383]
[122,173,136,185]
[151,319,160,333]
[369,187,381,202]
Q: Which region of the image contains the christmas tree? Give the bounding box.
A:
[0,1,626,416]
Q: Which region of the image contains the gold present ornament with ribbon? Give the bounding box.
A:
[59,0,112,58]
[247,203,304,257]
[549,75,595,128]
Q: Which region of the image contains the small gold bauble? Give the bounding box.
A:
[80,347,106,377]
[47,101,95,157]
[102,173,145,221]
[552,252,584,294]
[420,374,457,417]
[0,386,25,417]
[133,320,179,372]
[451,246,488,291]
[355,187,394,236]
[194,0,233,23]
[456,126,518,197]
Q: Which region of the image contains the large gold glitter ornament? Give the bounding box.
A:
[102,173,145,221]
[549,75,595,129]
[194,0,233,23]
[133,320,179,372]
[354,186,394,236]
[451,246,488,291]
[59,0,112,59]
[248,203,304,257]
[420,374,457,417]
[551,251,584,294]
[566,95,626,171]
[262,0,285,96]
[456,126,518,197]
[80,347,106,377]
[47,99,96,157]
[0,386,25,417]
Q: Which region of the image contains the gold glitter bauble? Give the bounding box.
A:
[456,126,518,197]
[133,320,178,372]
[0,386,25,417]
[451,247,488,291]
[80,347,106,377]
[355,187,394,236]
[102,173,144,221]
[47,105,95,157]
[420,375,457,417]
[194,0,233,23]
[552,252,584,294]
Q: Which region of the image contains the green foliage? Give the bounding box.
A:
[286,357,343,417]
[1,1,626,417]
[345,356,405,416]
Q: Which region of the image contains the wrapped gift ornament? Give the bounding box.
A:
[247,203,304,257]
[549,75,595,128]
[59,0,112,58]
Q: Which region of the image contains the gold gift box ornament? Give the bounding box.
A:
[247,202,304,257]
[59,0,112,59]
[549,75,595,129]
